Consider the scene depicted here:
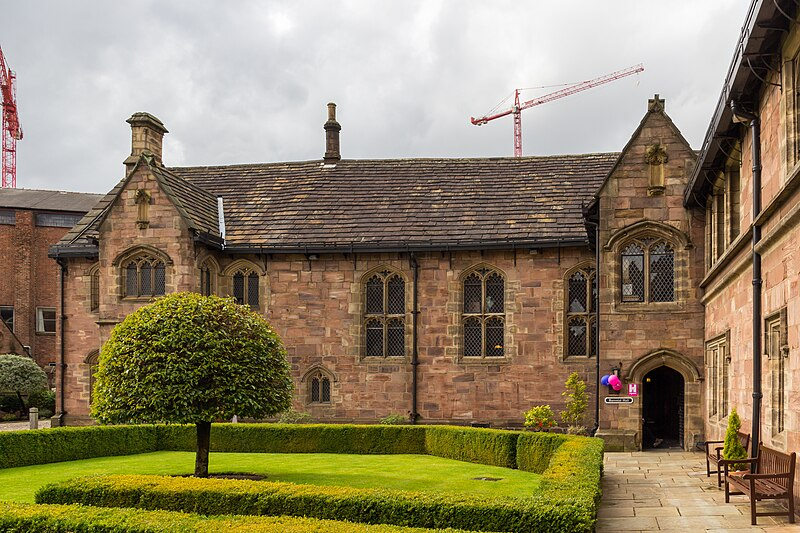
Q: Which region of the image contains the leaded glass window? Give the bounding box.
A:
[310,371,332,404]
[565,267,596,357]
[90,267,100,312]
[363,270,406,357]
[232,268,259,308]
[462,267,505,358]
[123,254,166,298]
[620,240,675,304]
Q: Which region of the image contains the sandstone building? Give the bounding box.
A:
[0,188,102,383]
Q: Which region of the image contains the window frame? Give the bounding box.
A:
[705,332,730,421]
[122,254,166,299]
[362,269,406,358]
[619,238,675,304]
[461,266,506,359]
[0,306,13,331]
[36,307,57,335]
[766,309,788,437]
[565,266,596,358]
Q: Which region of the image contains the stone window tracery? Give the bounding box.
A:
[89,264,100,312]
[566,267,596,357]
[199,258,218,296]
[363,270,405,357]
[462,267,505,358]
[232,268,259,308]
[123,254,166,298]
[620,239,674,303]
[309,371,332,404]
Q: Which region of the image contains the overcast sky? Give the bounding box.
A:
[4,1,746,193]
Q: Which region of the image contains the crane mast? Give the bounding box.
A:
[0,46,22,188]
[472,64,644,157]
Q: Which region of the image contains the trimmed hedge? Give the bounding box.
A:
[425,426,519,468]
[0,502,457,532]
[36,474,544,532]
[5,424,604,532]
[159,423,428,455]
[0,425,159,469]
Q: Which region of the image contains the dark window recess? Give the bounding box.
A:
[232,269,259,308]
[621,240,675,304]
[0,210,15,225]
[90,270,100,311]
[462,268,505,358]
[310,374,331,403]
[650,243,675,302]
[363,271,405,357]
[200,266,212,296]
[0,307,13,331]
[621,244,645,302]
[124,256,166,298]
[565,268,596,357]
[37,308,56,333]
[35,213,83,227]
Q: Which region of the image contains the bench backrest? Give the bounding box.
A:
[757,445,796,489]
[737,431,751,452]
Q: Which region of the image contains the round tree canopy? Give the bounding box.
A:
[92,292,293,425]
[0,354,48,394]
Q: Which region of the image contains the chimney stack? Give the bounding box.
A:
[323,102,341,163]
[124,112,168,173]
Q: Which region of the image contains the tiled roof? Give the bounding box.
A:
[172,154,618,251]
[52,153,618,255]
[0,188,103,212]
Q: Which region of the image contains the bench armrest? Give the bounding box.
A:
[742,472,791,480]
[705,440,724,453]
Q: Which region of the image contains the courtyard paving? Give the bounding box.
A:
[599,450,799,532]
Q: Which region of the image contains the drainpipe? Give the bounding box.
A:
[584,219,601,436]
[731,101,761,461]
[409,253,420,424]
[55,258,68,427]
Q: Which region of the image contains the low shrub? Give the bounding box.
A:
[278,409,313,424]
[37,475,544,532]
[27,389,56,413]
[523,405,556,431]
[0,502,449,532]
[425,426,519,468]
[379,413,408,425]
[0,425,159,469]
[515,432,567,474]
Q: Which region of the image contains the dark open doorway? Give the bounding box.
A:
[642,366,684,449]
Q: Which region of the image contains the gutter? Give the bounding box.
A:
[410,253,420,424]
[54,258,68,427]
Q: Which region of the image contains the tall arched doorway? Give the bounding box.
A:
[642,366,684,449]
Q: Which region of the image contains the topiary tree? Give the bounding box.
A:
[0,354,48,414]
[92,292,294,477]
[560,371,588,429]
[723,407,748,471]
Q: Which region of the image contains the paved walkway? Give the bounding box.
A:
[0,419,51,431]
[598,450,799,532]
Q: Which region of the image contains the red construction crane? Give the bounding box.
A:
[0,46,22,188]
[471,64,644,157]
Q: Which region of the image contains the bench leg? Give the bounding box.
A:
[724,479,730,503]
[790,493,796,524]
[717,466,722,487]
[750,496,757,526]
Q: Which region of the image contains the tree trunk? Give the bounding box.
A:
[195,421,211,477]
[16,391,26,415]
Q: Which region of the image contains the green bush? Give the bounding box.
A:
[27,389,56,412]
[516,432,567,474]
[0,502,449,532]
[0,425,159,469]
[722,407,748,470]
[523,405,556,431]
[36,474,545,532]
[278,409,313,424]
[379,413,408,425]
[425,426,519,468]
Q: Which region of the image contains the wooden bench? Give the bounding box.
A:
[705,431,750,487]
[724,444,796,525]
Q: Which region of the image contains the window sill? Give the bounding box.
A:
[615,301,683,313]
[121,296,161,303]
[460,357,509,365]
[360,356,408,362]
[35,331,56,336]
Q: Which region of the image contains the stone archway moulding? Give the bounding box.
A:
[603,220,692,251]
[627,348,702,384]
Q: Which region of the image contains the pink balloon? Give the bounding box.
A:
[608,375,621,387]
[612,381,623,391]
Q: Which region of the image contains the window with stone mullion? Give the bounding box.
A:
[462,269,505,358]
[364,272,405,357]
[566,269,596,357]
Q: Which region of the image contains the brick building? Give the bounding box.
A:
[0,188,102,383]
[49,97,707,448]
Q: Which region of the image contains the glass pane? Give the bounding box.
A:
[621,244,644,302]
[311,377,320,402]
[485,273,504,313]
[321,377,331,403]
[485,316,504,357]
[247,272,259,307]
[568,271,587,313]
[154,264,166,296]
[126,263,138,297]
[366,319,384,357]
[590,318,597,356]
[387,318,405,356]
[90,271,100,311]
[366,276,384,314]
[464,317,482,357]
[650,243,674,302]
[591,272,597,313]
[463,274,482,314]
[140,264,152,296]
[568,316,588,356]
[233,272,245,305]
[201,268,210,296]
[387,275,405,314]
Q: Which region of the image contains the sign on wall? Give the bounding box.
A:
[628,383,639,397]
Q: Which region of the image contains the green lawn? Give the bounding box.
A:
[0,451,542,503]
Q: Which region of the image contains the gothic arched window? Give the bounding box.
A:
[621,239,674,303]
[462,267,505,358]
[232,268,260,308]
[364,270,406,357]
[566,267,596,357]
[123,254,166,298]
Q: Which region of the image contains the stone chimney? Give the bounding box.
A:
[124,112,168,172]
[323,102,341,164]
